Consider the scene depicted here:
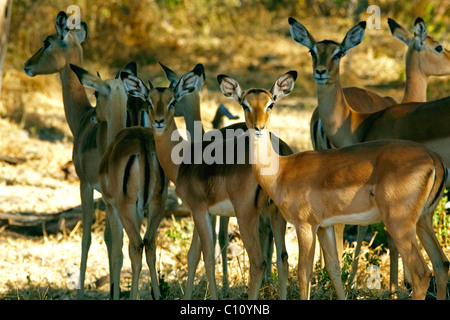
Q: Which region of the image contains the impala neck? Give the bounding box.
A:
[177,92,205,141]
[403,51,428,103]
[153,120,183,184]
[248,131,281,198]
[316,78,356,147]
[106,108,127,146]
[59,51,92,135]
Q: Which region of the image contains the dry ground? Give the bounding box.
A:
[0,12,449,300]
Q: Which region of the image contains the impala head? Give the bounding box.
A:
[122,64,204,135]
[388,17,450,76]
[217,71,297,138]
[289,17,366,85]
[119,61,151,127]
[70,64,127,124]
[24,11,87,77]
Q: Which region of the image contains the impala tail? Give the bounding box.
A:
[122,138,164,211]
[426,152,448,214]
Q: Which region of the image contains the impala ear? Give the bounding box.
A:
[192,63,205,92]
[388,18,412,46]
[341,21,366,55]
[413,17,427,51]
[288,17,316,50]
[270,71,297,101]
[123,61,137,76]
[70,64,109,95]
[217,75,243,103]
[55,11,69,41]
[72,22,88,44]
[174,64,203,100]
[159,62,180,85]
[121,72,149,100]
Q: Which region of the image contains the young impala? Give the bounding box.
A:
[122,64,292,300]
[70,63,169,300]
[218,70,448,300]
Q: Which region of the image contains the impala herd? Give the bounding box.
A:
[22,11,450,300]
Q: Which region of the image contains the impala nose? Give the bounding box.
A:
[315,68,327,76]
[154,119,165,128]
[23,65,34,77]
[254,124,265,131]
[253,124,266,137]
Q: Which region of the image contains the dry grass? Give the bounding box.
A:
[0,6,449,300]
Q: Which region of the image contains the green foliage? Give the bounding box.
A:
[165,215,193,244]
[312,251,353,299]
[433,190,450,247]
[364,251,380,268]
[156,271,171,299]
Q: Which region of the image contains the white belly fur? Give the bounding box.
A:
[208,200,235,217]
[320,207,381,228]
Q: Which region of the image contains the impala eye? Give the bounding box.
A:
[309,49,317,59]
[145,99,154,109]
[266,103,274,110]
[435,45,443,53]
[334,51,344,59]
[43,39,50,49]
[94,91,99,99]
[167,99,177,110]
[241,102,251,111]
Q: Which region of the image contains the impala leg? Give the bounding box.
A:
[416,214,449,300]
[144,198,166,300]
[259,212,274,285]
[192,208,218,300]
[185,226,201,299]
[386,231,399,291]
[105,202,124,300]
[120,202,143,300]
[317,226,346,300]
[78,182,95,299]
[347,225,369,286]
[295,223,317,300]
[387,222,431,300]
[218,216,230,292]
[267,204,288,300]
[334,224,344,266]
[235,207,265,300]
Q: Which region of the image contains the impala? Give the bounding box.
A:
[122,64,292,300]
[388,17,450,103]
[289,17,450,290]
[304,17,450,288]
[23,12,103,297]
[71,63,169,300]
[351,17,450,286]
[217,70,448,300]
[288,18,450,163]
[181,103,289,299]
[309,17,450,150]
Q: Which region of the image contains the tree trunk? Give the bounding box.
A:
[0,0,12,97]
